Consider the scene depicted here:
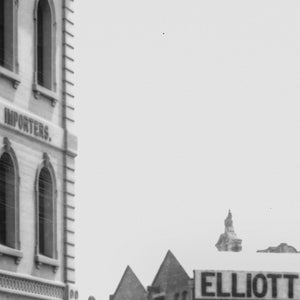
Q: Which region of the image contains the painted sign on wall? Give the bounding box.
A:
[194,270,300,300]
[4,107,51,141]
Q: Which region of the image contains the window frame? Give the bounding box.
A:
[35,152,58,272]
[0,0,20,88]
[0,137,22,264]
[33,0,58,106]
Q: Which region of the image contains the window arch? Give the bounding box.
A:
[35,153,57,262]
[0,137,20,250]
[34,0,56,93]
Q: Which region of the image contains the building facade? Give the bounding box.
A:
[0,0,77,299]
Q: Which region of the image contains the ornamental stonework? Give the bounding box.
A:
[0,272,64,299]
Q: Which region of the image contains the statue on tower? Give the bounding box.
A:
[215,210,242,252]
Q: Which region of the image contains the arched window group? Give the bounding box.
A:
[0,139,57,265]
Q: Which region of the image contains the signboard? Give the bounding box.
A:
[194,270,300,300]
[4,107,51,141]
[0,100,64,149]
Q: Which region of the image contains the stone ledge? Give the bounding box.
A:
[0,244,23,264]
[35,254,59,273]
[32,83,59,107]
[0,66,20,88]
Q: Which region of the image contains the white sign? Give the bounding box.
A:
[194,270,300,300]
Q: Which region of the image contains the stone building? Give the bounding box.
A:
[110,251,192,300]
[0,0,77,299]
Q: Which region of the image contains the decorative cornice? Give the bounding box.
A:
[0,272,64,299]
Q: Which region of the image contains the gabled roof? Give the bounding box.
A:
[112,266,147,300]
[151,250,190,293]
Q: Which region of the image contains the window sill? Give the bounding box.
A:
[32,83,58,107]
[152,293,166,299]
[35,254,59,273]
[0,244,23,264]
[0,66,21,89]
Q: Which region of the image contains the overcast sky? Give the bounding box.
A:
[74,1,300,299]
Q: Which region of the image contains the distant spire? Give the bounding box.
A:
[215,210,242,252]
[224,210,233,229]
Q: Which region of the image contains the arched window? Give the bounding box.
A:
[38,167,54,257]
[0,138,20,251]
[33,0,57,104]
[182,291,188,300]
[36,0,53,89]
[0,153,15,247]
[174,293,180,300]
[36,153,57,263]
[0,0,18,72]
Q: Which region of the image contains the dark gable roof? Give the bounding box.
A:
[151,250,190,293]
[112,266,147,300]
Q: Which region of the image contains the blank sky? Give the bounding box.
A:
[74,1,300,299]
